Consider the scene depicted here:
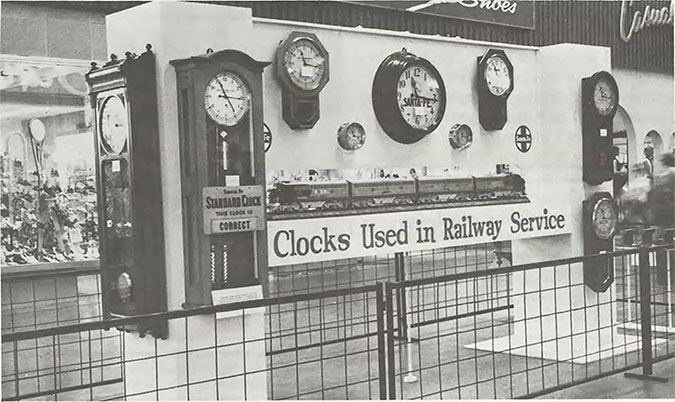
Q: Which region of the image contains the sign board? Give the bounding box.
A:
[515,125,532,153]
[350,0,536,29]
[211,285,264,319]
[202,186,265,235]
[268,203,571,266]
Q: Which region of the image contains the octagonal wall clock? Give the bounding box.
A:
[372,48,447,144]
[275,31,330,129]
[477,49,514,131]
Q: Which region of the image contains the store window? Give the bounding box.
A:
[1,56,98,265]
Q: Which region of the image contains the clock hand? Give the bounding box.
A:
[413,94,439,102]
[411,78,419,96]
[219,95,248,100]
[215,78,236,112]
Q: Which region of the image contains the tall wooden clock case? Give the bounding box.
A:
[86,45,168,338]
[171,50,270,307]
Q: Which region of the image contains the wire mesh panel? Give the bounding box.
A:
[385,248,675,400]
[1,266,123,400]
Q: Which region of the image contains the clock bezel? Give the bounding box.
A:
[275,31,330,96]
[372,50,447,144]
[448,123,473,150]
[337,122,366,151]
[204,70,252,127]
[588,71,619,118]
[591,196,618,240]
[478,49,514,100]
[98,90,130,155]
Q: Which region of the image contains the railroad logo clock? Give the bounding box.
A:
[583,192,618,292]
[275,31,330,129]
[86,45,167,339]
[477,49,514,131]
[582,71,619,185]
[171,49,270,307]
[372,48,446,144]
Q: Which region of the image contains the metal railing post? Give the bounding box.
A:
[394,252,408,340]
[385,282,397,400]
[625,247,668,383]
[638,247,654,376]
[376,282,387,400]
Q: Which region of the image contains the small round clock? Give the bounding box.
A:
[372,49,446,144]
[337,122,366,151]
[484,55,511,97]
[99,95,129,154]
[28,118,46,142]
[204,71,251,126]
[448,124,473,150]
[591,196,618,239]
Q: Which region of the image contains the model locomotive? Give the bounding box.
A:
[268,174,526,215]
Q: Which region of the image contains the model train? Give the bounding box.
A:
[268,174,526,214]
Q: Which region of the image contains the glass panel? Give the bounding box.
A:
[1,58,98,265]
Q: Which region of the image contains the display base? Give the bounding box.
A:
[465,326,666,364]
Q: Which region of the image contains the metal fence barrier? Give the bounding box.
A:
[2,245,673,400]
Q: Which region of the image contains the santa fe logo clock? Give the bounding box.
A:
[275,31,329,129]
[372,48,446,144]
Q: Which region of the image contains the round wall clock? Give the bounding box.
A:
[372,49,446,144]
[280,37,327,92]
[204,71,251,126]
[99,95,129,154]
[591,196,618,239]
[476,49,514,131]
[337,122,366,151]
[448,124,473,150]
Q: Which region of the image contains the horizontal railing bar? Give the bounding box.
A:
[2,377,122,401]
[389,245,674,289]
[1,260,100,281]
[3,284,379,342]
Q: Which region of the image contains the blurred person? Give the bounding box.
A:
[650,153,675,228]
[612,146,628,197]
[642,145,654,176]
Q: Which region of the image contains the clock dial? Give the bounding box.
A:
[283,38,327,91]
[593,77,617,116]
[592,198,617,239]
[28,118,46,142]
[396,65,443,130]
[204,72,251,126]
[100,95,129,154]
[485,55,511,97]
[338,122,366,150]
[448,124,473,150]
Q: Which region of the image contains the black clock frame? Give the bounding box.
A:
[583,192,617,293]
[372,50,447,144]
[581,71,619,185]
[86,45,168,339]
[275,31,330,130]
[476,49,514,131]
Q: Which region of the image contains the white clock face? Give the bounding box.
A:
[204,72,251,126]
[100,95,128,154]
[485,55,511,97]
[593,77,616,116]
[283,38,327,91]
[592,198,617,239]
[396,65,443,130]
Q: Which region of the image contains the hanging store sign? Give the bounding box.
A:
[350,0,535,29]
[202,186,265,234]
[268,202,570,266]
[619,0,674,42]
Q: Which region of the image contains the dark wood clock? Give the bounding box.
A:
[86,45,167,339]
[477,49,514,131]
[582,71,619,185]
[583,192,618,292]
[171,49,270,307]
[372,49,446,144]
[275,31,329,129]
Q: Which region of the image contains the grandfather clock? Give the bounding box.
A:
[86,45,167,338]
[170,49,269,307]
